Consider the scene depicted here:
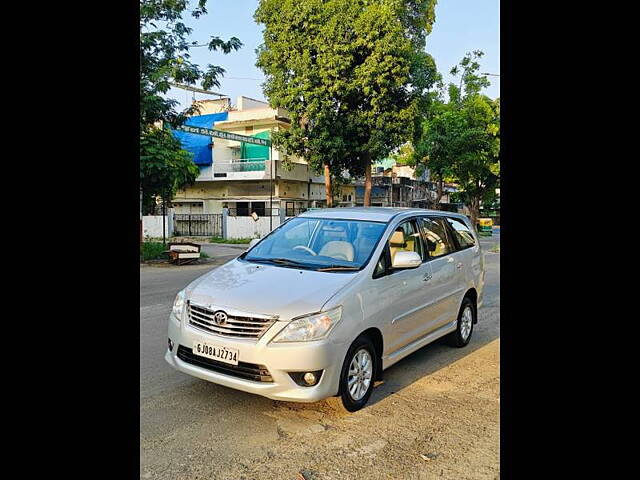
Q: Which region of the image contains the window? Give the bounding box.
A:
[285,202,295,217]
[419,217,454,258]
[246,218,387,270]
[445,217,476,249]
[373,247,388,278]
[235,202,249,217]
[388,219,425,264]
[282,219,320,249]
[251,201,266,217]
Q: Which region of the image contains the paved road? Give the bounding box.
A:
[140,240,499,479]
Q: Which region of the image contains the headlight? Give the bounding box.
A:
[272,306,342,343]
[172,290,186,319]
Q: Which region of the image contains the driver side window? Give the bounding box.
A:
[389,219,425,265]
[283,220,318,248]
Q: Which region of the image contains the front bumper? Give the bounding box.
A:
[165,313,346,402]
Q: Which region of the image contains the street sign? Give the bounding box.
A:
[175,124,271,146]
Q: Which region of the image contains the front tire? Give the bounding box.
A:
[446,297,476,347]
[331,336,377,412]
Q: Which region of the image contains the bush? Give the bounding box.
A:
[209,237,252,244]
[140,242,166,261]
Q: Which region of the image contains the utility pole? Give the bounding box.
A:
[269,144,273,231]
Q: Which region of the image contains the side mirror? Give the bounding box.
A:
[248,238,260,250]
[392,251,422,269]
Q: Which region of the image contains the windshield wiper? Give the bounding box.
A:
[315,265,360,272]
[248,257,309,268]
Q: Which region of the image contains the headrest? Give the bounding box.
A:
[390,230,405,246]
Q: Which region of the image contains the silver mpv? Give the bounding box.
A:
[166,208,484,412]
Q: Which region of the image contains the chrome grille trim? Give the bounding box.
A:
[187,302,277,339]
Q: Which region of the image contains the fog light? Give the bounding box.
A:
[303,372,317,385]
[288,370,323,387]
[168,338,174,352]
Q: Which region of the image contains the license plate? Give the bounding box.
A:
[192,341,239,365]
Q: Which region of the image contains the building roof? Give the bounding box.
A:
[298,207,467,223]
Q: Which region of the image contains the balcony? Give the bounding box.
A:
[197,159,322,182]
[215,158,267,174]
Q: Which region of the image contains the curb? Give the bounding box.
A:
[140,254,238,268]
[202,243,249,250]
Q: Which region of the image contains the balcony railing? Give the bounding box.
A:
[214,158,267,173]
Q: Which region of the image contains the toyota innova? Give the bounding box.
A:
[166,208,484,411]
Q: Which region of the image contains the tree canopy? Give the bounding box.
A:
[411,51,500,225]
[255,0,439,205]
[140,0,241,213]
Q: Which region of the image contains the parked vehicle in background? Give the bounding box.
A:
[166,208,484,411]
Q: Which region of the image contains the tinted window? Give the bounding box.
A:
[446,217,476,249]
[419,217,454,258]
[389,220,425,264]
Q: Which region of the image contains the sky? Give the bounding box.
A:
[165,0,500,110]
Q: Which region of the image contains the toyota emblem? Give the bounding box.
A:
[213,311,228,325]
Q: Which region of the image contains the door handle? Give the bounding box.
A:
[423,273,432,282]
[456,262,463,269]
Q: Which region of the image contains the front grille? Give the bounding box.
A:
[177,345,273,382]
[187,302,276,339]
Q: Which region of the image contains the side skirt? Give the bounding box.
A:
[381,320,457,371]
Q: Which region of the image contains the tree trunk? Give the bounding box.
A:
[432,175,444,210]
[363,153,372,207]
[468,196,480,229]
[324,162,333,207]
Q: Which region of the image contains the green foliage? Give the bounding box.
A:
[254,0,439,183]
[411,50,499,221]
[209,237,253,244]
[140,242,167,261]
[140,0,242,212]
[140,127,199,214]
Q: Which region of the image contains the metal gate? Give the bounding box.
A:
[173,214,222,237]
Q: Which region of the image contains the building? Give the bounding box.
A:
[354,158,434,208]
[171,96,326,217]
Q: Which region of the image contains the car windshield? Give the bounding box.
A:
[244,217,387,271]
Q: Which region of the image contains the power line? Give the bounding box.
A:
[169,82,227,97]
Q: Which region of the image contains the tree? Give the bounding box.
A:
[411,51,499,225]
[140,0,242,213]
[255,0,439,207]
[139,128,199,215]
[449,94,500,226]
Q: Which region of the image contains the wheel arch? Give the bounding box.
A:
[463,288,478,323]
[357,327,384,381]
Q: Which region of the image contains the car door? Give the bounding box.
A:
[443,216,481,297]
[417,216,462,331]
[374,218,433,354]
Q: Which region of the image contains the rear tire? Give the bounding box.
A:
[446,297,476,347]
[330,335,377,412]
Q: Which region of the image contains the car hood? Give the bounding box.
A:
[185,258,358,319]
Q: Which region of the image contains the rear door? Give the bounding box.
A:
[443,216,481,296]
[417,216,462,330]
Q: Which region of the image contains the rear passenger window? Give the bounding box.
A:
[419,217,454,258]
[445,217,476,249]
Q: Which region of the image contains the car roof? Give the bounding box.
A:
[297,207,469,223]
